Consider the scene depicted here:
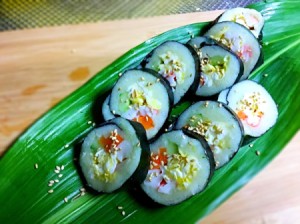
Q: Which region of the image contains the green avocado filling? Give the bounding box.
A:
[118,86,161,113]
[185,113,229,150]
[201,55,230,86]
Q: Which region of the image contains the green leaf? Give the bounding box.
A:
[1,0,300,223]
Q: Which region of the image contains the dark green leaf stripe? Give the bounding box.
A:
[1,0,300,223]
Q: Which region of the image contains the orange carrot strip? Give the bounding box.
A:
[133,115,154,130]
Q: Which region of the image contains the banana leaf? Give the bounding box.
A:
[0,0,299,223]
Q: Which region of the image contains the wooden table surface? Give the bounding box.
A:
[0,11,299,223]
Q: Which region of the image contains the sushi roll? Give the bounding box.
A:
[102,95,115,121]
[226,80,278,137]
[191,43,243,97]
[80,117,150,193]
[141,130,214,205]
[110,69,173,139]
[218,88,230,104]
[142,41,199,104]
[175,101,243,168]
[217,7,264,38]
[204,21,261,80]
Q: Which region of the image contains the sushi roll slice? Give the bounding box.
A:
[204,21,261,80]
[195,43,243,97]
[187,36,214,50]
[226,80,278,137]
[110,69,173,139]
[175,101,243,168]
[141,130,214,205]
[142,41,199,104]
[80,117,150,193]
[218,88,230,104]
[217,7,264,38]
[102,95,115,121]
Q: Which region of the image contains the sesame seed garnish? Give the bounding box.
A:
[112,110,116,114]
[48,183,53,187]
[140,77,145,81]
[218,103,223,108]
[136,142,140,147]
[61,165,65,170]
[164,128,168,132]
[156,78,160,82]
[256,150,261,156]
[49,180,54,184]
[34,163,38,169]
[87,121,92,124]
[64,197,68,203]
[249,144,254,148]
[118,72,122,77]
[56,166,61,171]
[122,211,126,216]
[54,170,60,174]
[92,122,96,127]
[80,187,86,192]
[196,7,200,11]
[48,189,54,194]
[117,206,123,210]
[58,174,63,178]
[263,74,268,77]
[64,144,69,148]
[54,179,59,183]
[204,101,209,107]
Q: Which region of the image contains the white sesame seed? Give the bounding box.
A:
[112,110,116,114]
[249,144,254,148]
[61,165,65,170]
[49,180,54,184]
[48,183,53,187]
[54,179,59,183]
[80,187,86,192]
[87,121,92,124]
[64,144,69,148]
[58,174,63,178]
[117,206,123,210]
[64,197,68,203]
[118,72,122,77]
[256,150,261,156]
[34,163,38,169]
[122,211,126,216]
[263,74,268,77]
[56,166,61,171]
[48,189,54,194]
[136,142,140,147]
[156,78,160,82]
[54,170,60,174]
